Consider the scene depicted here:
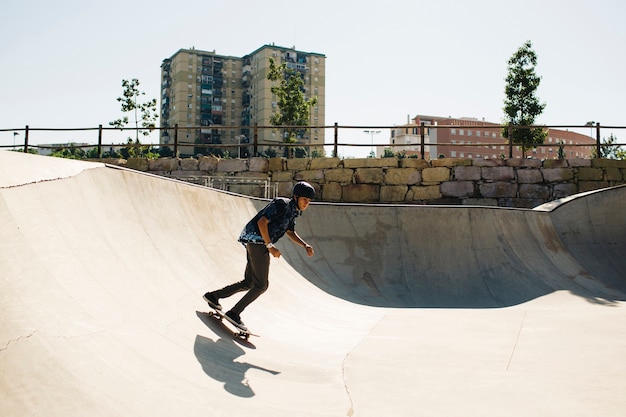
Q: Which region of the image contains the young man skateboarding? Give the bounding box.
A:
[203,181,316,330]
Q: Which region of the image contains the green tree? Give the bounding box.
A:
[109,79,158,157]
[266,58,318,158]
[502,40,547,157]
[51,144,86,160]
[593,133,625,159]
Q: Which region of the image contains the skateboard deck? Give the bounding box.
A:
[207,307,259,340]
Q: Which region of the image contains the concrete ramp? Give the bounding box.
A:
[1,151,625,417]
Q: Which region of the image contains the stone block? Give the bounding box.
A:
[579,181,609,192]
[277,181,293,197]
[380,185,408,202]
[355,168,384,184]
[479,182,518,198]
[431,158,472,167]
[592,159,626,168]
[401,158,430,169]
[409,185,442,201]
[385,168,420,185]
[541,168,574,182]
[126,158,149,171]
[325,168,354,183]
[441,181,475,198]
[577,167,603,181]
[516,169,543,183]
[342,184,379,202]
[543,159,569,168]
[180,157,199,171]
[481,166,515,181]
[287,158,310,171]
[473,159,503,167]
[568,158,591,167]
[553,183,577,198]
[149,157,179,172]
[248,157,269,172]
[271,171,294,182]
[216,158,246,172]
[519,184,550,199]
[343,158,398,169]
[198,156,218,171]
[606,167,623,181]
[422,167,450,182]
[268,157,286,172]
[454,166,481,181]
[310,157,340,169]
[507,158,541,168]
[295,170,324,182]
[322,182,342,202]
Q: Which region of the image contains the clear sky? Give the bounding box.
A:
[2,0,625,157]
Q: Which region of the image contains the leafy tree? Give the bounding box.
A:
[502,41,547,157]
[592,133,625,159]
[310,148,326,158]
[109,79,158,156]
[266,58,318,158]
[51,144,86,160]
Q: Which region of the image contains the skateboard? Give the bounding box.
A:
[207,307,258,340]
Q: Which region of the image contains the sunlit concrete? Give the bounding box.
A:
[1,151,625,417]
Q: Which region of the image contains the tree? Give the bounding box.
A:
[502,41,547,157]
[266,58,318,158]
[593,133,626,159]
[109,78,158,157]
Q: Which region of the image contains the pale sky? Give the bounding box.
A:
[2,0,625,157]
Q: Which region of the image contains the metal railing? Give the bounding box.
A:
[1,123,624,159]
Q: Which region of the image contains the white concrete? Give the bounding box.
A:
[1,151,625,417]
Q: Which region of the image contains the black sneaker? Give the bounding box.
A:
[203,292,222,310]
[225,311,247,330]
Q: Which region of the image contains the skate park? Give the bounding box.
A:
[1,150,625,417]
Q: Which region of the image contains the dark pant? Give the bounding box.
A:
[213,243,270,315]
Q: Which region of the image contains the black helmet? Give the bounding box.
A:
[292,181,315,199]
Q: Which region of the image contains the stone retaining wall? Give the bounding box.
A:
[107,156,626,208]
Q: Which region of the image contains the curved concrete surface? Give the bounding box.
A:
[1,151,625,417]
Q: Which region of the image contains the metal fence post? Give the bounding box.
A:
[24,125,29,153]
[420,122,425,159]
[333,122,338,157]
[596,122,601,158]
[98,124,103,158]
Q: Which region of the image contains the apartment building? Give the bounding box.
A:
[390,115,595,159]
[160,45,325,157]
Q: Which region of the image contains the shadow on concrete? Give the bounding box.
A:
[194,312,279,398]
[277,185,626,308]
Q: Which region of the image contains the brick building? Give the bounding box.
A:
[389,115,595,159]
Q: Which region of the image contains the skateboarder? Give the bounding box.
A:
[203,181,316,329]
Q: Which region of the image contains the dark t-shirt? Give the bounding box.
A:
[238,197,300,245]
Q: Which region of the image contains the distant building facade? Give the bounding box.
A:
[389,115,595,159]
[160,45,325,157]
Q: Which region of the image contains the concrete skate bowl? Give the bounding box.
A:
[2,151,626,417]
[278,184,626,308]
